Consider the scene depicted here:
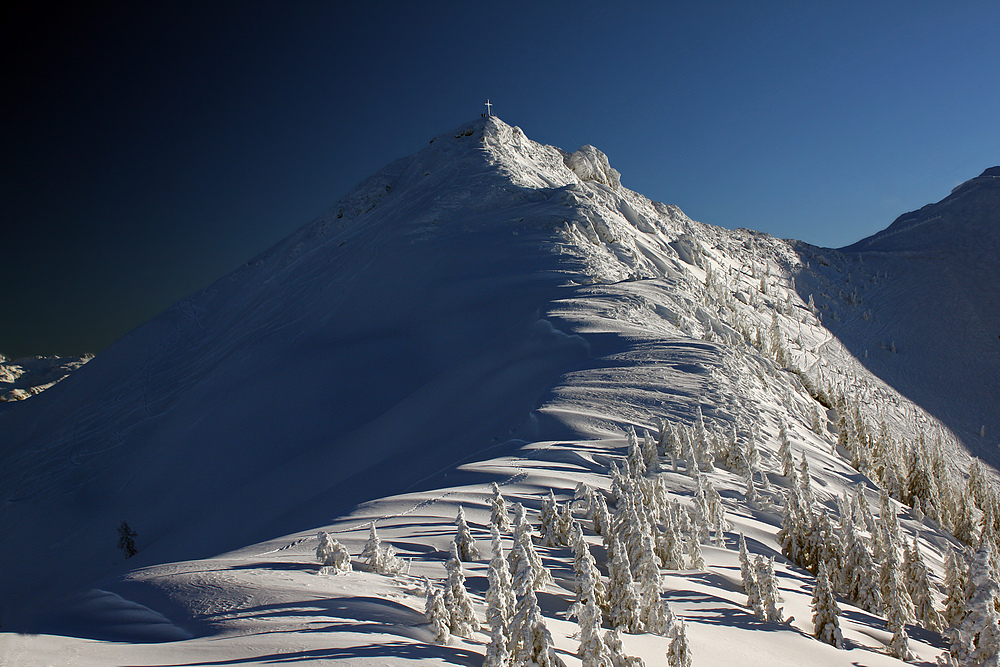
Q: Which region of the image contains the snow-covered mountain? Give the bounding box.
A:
[794,166,999,461]
[0,117,991,666]
[0,353,92,402]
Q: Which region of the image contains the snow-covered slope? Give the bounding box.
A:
[0,117,983,666]
[793,167,999,461]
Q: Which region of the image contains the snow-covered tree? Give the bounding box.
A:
[484,622,511,667]
[425,584,451,645]
[666,620,692,667]
[881,540,913,661]
[812,561,843,649]
[739,533,754,594]
[454,505,481,561]
[843,523,882,614]
[655,507,685,571]
[315,531,351,575]
[943,548,970,630]
[626,426,646,478]
[607,535,642,632]
[360,521,406,575]
[951,541,1000,667]
[568,541,611,667]
[635,531,674,635]
[905,538,942,633]
[606,628,645,667]
[755,556,784,624]
[642,429,662,475]
[778,421,794,477]
[539,491,562,547]
[444,541,480,638]
[491,482,512,533]
[486,524,515,640]
[508,502,552,591]
[511,559,566,667]
[592,491,612,538]
[688,535,705,570]
[571,522,607,612]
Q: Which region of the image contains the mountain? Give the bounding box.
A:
[793,167,999,459]
[0,353,92,402]
[0,117,980,666]
[843,167,1000,253]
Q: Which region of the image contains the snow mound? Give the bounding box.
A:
[563,144,622,190]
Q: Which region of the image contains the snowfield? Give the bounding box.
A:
[1,116,997,666]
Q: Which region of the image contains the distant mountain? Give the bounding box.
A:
[794,166,999,460]
[0,353,91,402]
[843,166,1000,253]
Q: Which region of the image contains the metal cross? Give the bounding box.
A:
[485,99,493,116]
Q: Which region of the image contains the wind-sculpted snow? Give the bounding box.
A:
[0,116,983,666]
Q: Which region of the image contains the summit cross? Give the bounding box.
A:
[484,99,493,116]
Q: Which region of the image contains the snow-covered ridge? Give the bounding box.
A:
[1,116,994,667]
[0,353,92,403]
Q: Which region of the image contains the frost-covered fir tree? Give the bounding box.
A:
[557,500,575,546]
[688,534,705,570]
[605,628,645,667]
[511,542,566,667]
[486,525,515,641]
[360,521,406,575]
[444,541,480,638]
[539,490,562,548]
[425,584,451,645]
[843,522,882,614]
[315,531,352,575]
[454,505,481,561]
[779,421,794,477]
[607,534,642,633]
[642,429,662,475]
[812,561,843,648]
[484,622,511,667]
[655,506,685,571]
[568,545,611,667]
[693,405,715,472]
[798,452,815,509]
[592,491,612,539]
[755,556,784,624]
[491,482,512,533]
[571,521,607,612]
[881,540,913,661]
[508,502,552,591]
[739,533,754,595]
[666,619,692,667]
[905,538,942,633]
[951,541,1000,667]
[626,426,646,478]
[635,531,674,635]
[943,548,970,630]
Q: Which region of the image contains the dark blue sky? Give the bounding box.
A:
[3,1,998,358]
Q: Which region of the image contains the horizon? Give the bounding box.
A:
[2,1,998,358]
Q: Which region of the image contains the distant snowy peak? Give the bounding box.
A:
[843,166,1000,253]
[0,353,92,403]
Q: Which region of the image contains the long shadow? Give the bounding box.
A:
[127,639,484,667]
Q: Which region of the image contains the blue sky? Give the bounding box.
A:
[2,1,998,357]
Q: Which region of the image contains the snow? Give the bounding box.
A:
[1,116,990,666]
